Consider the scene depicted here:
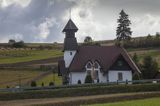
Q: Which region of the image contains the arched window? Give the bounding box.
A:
[86,61,92,69]
[94,61,100,69]
[94,61,100,80]
[85,61,92,75]
[85,61,101,81]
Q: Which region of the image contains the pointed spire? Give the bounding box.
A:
[62,19,78,32]
[62,19,78,51]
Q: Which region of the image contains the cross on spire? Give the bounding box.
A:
[69,8,72,19]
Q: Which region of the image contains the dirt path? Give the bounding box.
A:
[0,92,160,106]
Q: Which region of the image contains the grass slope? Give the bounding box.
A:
[0,70,62,88]
[89,97,160,106]
[0,69,43,88]
[37,73,62,86]
[128,48,160,67]
[0,50,63,64]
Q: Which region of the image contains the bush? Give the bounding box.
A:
[31,81,37,87]
[41,82,44,87]
[85,75,93,83]
[49,82,54,86]
[78,80,81,84]
[133,74,140,80]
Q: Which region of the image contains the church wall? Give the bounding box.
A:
[69,72,87,84]
[108,70,132,82]
[69,71,108,84]
[64,51,76,68]
[98,71,107,83]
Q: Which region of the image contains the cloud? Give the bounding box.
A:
[0,0,31,8]
[36,17,56,41]
[132,14,160,36]
[0,0,160,43]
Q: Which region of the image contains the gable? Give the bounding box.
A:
[109,55,132,70]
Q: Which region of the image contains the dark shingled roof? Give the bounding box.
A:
[64,38,78,51]
[62,19,78,32]
[69,46,140,73]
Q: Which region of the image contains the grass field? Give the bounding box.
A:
[0,50,63,64]
[0,69,43,88]
[128,48,160,67]
[88,97,160,106]
[37,73,62,86]
[0,70,62,88]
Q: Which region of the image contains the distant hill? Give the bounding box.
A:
[0,35,159,88]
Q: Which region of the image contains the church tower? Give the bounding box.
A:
[62,19,78,68]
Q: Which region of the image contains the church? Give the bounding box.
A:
[58,19,140,85]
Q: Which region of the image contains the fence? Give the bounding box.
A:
[0,79,160,93]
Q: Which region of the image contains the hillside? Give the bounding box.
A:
[0,35,159,88]
[0,49,62,64]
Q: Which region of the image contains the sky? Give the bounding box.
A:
[0,0,160,43]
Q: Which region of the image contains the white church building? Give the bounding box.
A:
[58,19,140,85]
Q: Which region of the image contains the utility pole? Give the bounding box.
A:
[53,67,55,83]
[18,74,21,88]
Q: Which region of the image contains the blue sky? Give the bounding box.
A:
[0,0,160,43]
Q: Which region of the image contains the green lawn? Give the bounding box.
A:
[88,97,160,106]
[0,50,63,64]
[37,73,62,86]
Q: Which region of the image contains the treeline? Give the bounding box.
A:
[8,39,25,48]
[123,33,160,48]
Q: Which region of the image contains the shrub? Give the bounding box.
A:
[78,80,81,84]
[1,84,160,101]
[41,82,44,87]
[85,75,93,83]
[133,74,140,80]
[31,81,37,87]
[49,82,54,86]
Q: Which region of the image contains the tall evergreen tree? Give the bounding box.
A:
[116,10,132,44]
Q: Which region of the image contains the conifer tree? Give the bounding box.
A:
[141,56,159,79]
[116,10,132,45]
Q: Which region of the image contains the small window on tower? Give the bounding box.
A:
[70,52,72,55]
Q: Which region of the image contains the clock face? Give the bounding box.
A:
[117,60,123,67]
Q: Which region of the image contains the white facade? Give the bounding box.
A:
[64,51,76,68]
[98,71,107,83]
[69,71,107,84]
[69,70,132,84]
[64,51,132,85]
[108,70,132,82]
[69,72,87,84]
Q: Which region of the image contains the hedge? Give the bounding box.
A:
[0,83,160,101]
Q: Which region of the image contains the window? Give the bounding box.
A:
[86,62,92,75]
[96,70,99,79]
[118,72,123,81]
[86,62,92,69]
[85,61,100,81]
[94,62,99,69]
[117,60,123,67]
[70,52,72,55]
